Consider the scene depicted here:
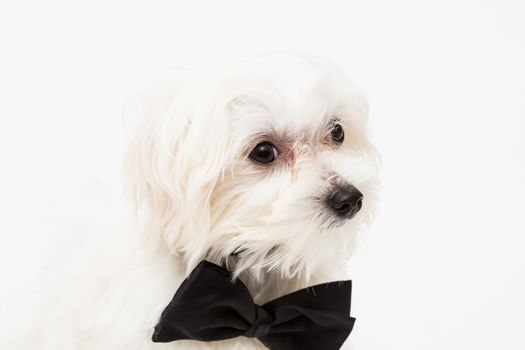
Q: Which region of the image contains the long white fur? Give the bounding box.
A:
[0,51,380,350]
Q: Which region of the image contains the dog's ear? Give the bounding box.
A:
[124,85,235,265]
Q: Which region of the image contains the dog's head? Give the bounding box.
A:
[126,52,379,281]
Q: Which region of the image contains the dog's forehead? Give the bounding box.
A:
[224,54,361,144]
[231,82,344,142]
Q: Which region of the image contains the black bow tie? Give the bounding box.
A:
[152,261,356,350]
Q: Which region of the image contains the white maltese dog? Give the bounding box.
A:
[1,51,379,350]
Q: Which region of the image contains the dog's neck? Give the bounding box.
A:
[221,254,332,305]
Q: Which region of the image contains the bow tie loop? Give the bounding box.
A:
[244,305,273,338]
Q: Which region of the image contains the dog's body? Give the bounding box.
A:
[1,52,379,349]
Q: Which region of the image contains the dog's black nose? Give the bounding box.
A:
[327,186,363,219]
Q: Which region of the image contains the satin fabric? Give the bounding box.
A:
[152,261,355,350]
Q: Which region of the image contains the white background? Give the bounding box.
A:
[1,1,524,349]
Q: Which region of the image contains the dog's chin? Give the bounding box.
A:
[206,206,366,271]
[203,220,363,287]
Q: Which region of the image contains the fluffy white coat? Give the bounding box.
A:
[0,52,380,350]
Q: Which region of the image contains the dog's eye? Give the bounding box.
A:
[249,142,278,164]
[331,123,345,143]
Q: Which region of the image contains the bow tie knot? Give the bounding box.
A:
[245,305,273,338]
[152,261,355,350]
